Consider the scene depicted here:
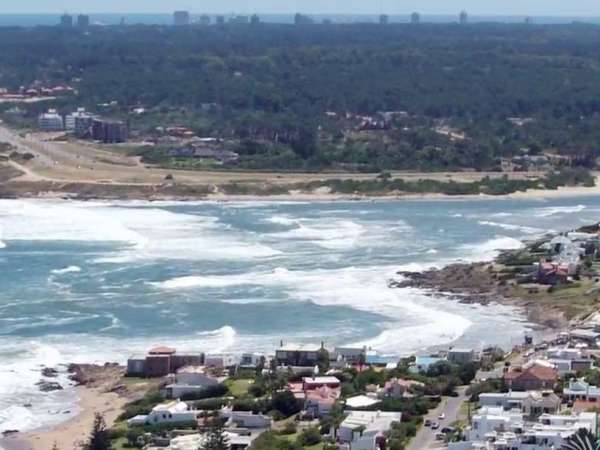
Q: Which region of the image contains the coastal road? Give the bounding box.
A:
[407,386,468,450]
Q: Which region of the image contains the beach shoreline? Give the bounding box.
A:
[2,180,600,203]
[0,387,127,450]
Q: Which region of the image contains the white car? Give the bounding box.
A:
[438,413,446,420]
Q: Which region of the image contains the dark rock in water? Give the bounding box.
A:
[36,380,63,392]
[23,403,32,408]
[2,430,19,436]
[42,367,59,378]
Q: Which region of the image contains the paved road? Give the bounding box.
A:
[407,386,468,450]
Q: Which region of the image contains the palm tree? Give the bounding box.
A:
[562,428,597,450]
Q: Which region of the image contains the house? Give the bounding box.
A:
[127,400,197,427]
[169,430,257,450]
[564,378,600,402]
[164,366,223,399]
[38,109,64,131]
[338,411,402,450]
[305,386,340,418]
[204,354,239,369]
[409,356,444,374]
[220,406,272,429]
[504,363,558,391]
[382,378,425,399]
[478,391,560,417]
[275,343,324,367]
[239,353,264,369]
[570,329,600,344]
[333,346,367,365]
[447,348,476,364]
[126,347,204,378]
[302,376,340,391]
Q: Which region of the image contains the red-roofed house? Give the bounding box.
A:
[305,386,341,418]
[504,364,558,391]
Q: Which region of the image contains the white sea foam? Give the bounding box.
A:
[51,266,82,275]
[461,235,524,262]
[0,200,280,262]
[477,220,543,234]
[535,205,586,217]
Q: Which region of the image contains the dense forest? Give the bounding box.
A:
[3,22,600,171]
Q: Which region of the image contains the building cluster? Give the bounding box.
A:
[448,407,597,450]
[121,322,600,450]
[509,230,600,286]
[128,400,272,450]
[0,85,73,103]
[37,107,128,143]
[443,313,600,450]
[125,341,406,450]
[172,11,260,26]
[59,13,91,27]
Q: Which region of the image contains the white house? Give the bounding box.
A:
[169,431,255,450]
[469,407,524,442]
[205,354,240,368]
[338,411,402,450]
[220,406,272,429]
[127,400,197,427]
[563,378,600,402]
[478,391,560,417]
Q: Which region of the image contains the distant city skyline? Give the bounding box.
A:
[4,0,600,16]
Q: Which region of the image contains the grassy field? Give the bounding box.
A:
[226,379,254,397]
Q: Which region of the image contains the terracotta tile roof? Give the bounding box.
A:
[504,364,558,381]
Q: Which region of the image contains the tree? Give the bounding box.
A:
[561,428,597,450]
[202,414,229,450]
[83,413,111,450]
[271,390,301,417]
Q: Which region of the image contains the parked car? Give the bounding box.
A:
[441,427,456,434]
[424,419,432,427]
[438,413,446,420]
[431,422,440,430]
[435,433,446,441]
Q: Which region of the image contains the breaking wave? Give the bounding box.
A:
[51,266,82,275]
[477,220,544,234]
[535,205,586,217]
[461,235,524,262]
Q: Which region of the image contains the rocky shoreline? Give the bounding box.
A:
[390,261,570,329]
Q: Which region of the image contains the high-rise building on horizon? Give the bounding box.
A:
[459,10,468,25]
[411,12,420,24]
[199,14,211,26]
[60,13,73,27]
[379,14,389,25]
[77,14,90,27]
[173,11,190,26]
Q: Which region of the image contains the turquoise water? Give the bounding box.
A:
[0,197,597,433]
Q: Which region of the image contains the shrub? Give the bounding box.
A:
[280,422,297,435]
[298,427,322,446]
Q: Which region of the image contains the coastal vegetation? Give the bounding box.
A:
[3,24,600,172]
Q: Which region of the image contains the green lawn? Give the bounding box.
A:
[227,379,253,397]
[112,437,129,450]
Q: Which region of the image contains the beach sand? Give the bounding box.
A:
[1,387,127,450]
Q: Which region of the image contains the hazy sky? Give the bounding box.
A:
[4,0,600,16]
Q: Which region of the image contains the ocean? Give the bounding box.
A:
[0,196,597,435]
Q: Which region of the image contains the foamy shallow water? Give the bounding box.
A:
[0,196,599,435]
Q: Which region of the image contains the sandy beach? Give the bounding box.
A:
[0,387,127,450]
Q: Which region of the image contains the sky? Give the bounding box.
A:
[3,0,600,16]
